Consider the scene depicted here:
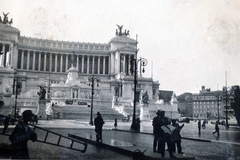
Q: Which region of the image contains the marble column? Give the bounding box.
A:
[38,52,41,71]
[66,54,68,72]
[49,53,52,72]
[108,56,111,75]
[60,54,63,72]
[81,56,84,73]
[116,52,121,74]
[110,53,115,75]
[103,56,106,74]
[21,50,24,69]
[92,56,95,74]
[123,54,126,75]
[6,44,12,67]
[87,56,89,74]
[128,55,131,75]
[44,52,47,71]
[27,50,30,70]
[1,44,5,67]
[10,44,13,66]
[98,56,100,74]
[33,51,35,70]
[76,55,79,69]
[55,53,57,72]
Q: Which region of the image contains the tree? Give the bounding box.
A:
[230,86,240,126]
[177,93,193,117]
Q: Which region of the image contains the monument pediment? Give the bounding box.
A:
[0,25,20,36]
[109,36,136,44]
[116,45,136,52]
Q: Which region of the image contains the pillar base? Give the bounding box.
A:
[38,100,47,120]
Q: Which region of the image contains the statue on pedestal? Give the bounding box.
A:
[0,12,13,25]
[37,86,46,100]
[71,52,77,67]
[116,24,130,37]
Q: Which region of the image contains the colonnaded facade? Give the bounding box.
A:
[0,14,160,119]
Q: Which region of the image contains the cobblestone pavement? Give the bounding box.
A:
[0,119,240,159]
[0,128,132,160]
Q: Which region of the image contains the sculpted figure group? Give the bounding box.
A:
[0,12,13,25]
[116,24,130,36]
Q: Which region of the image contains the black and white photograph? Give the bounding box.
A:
[0,0,240,159]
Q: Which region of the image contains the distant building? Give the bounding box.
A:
[192,86,224,119]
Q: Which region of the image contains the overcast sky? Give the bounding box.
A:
[1,0,240,95]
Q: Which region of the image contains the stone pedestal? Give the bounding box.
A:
[38,100,47,119]
[140,104,150,121]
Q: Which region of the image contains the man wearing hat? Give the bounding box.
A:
[94,112,105,142]
[152,110,162,152]
[158,110,175,158]
[9,110,37,159]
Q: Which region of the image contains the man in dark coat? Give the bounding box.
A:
[213,120,220,137]
[172,119,184,154]
[94,112,105,142]
[9,110,37,159]
[158,110,175,158]
[198,120,201,134]
[152,110,161,152]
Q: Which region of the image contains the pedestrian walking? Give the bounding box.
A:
[198,120,201,134]
[202,120,206,129]
[94,112,105,142]
[9,110,37,159]
[114,118,117,128]
[213,121,220,137]
[158,110,175,158]
[152,110,161,152]
[172,119,184,154]
[2,115,10,134]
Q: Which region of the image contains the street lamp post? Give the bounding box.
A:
[13,72,22,118]
[216,95,222,122]
[223,86,229,129]
[130,40,148,131]
[88,75,101,125]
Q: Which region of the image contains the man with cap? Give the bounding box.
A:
[9,110,37,159]
[158,110,175,158]
[94,112,105,142]
[152,110,162,152]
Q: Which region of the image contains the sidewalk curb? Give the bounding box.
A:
[68,133,195,160]
[112,129,212,143]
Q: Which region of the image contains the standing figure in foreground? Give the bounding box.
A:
[152,110,161,152]
[158,110,175,158]
[172,119,184,154]
[94,112,105,142]
[9,110,37,159]
[198,120,201,134]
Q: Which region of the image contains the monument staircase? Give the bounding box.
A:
[53,103,125,120]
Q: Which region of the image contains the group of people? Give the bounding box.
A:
[152,110,184,158]
[198,120,219,136]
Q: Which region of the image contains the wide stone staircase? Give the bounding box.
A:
[53,103,125,120]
